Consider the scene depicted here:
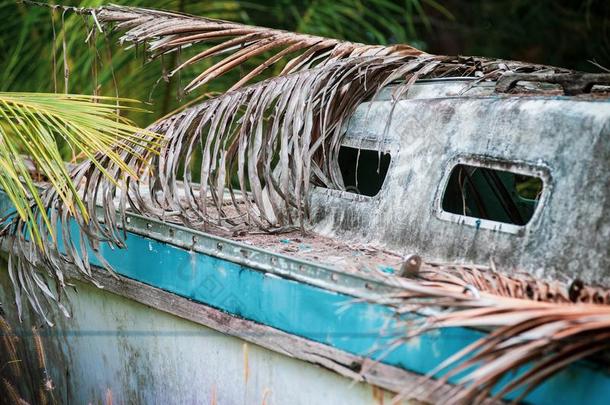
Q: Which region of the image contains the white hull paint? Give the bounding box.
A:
[0,272,396,405]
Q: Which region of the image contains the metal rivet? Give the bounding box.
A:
[146,223,152,229]
[217,242,223,251]
[331,274,338,281]
[126,217,131,224]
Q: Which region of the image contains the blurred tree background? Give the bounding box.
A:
[1,0,608,127]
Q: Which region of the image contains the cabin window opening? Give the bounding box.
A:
[335,146,391,197]
[441,164,543,226]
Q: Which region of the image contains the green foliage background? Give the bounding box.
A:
[1,0,608,128]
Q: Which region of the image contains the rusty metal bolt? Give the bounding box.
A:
[399,254,422,278]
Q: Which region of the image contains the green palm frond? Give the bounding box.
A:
[275,0,450,44]
[0,92,159,248]
[1,0,260,123]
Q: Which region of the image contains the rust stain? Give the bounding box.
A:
[372,385,384,405]
[261,388,272,405]
[243,342,250,385]
[210,384,217,405]
[105,388,113,405]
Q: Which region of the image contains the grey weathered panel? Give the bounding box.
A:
[312,81,610,283]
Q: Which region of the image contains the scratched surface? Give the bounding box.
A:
[231,230,404,273]
[6,79,607,284]
[3,220,609,405]
[121,79,609,283]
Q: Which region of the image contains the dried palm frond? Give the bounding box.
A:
[0,311,57,405]
[4,51,555,324]
[1,378,23,405]
[420,264,610,304]
[402,302,610,404]
[7,5,601,402]
[94,5,424,92]
[0,313,21,378]
[5,3,568,324]
[0,93,160,325]
[377,268,610,405]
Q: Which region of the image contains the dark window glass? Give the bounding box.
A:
[442,164,543,226]
[336,146,391,197]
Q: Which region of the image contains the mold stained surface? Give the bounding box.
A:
[311,81,610,283]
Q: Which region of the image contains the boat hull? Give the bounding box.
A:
[0,269,394,405]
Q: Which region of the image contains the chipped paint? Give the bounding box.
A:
[3,221,608,405]
[0,79,608,404]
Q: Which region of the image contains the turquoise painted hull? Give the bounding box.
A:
[1,189,609,403]
[73,220,610,404]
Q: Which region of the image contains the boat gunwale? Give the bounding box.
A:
[98,208,409,300]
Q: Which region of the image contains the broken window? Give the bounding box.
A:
[441,164,544,226]
[335,146,391,197]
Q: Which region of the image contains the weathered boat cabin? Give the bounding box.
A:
[312,74,610,283]
[1,73,609,404]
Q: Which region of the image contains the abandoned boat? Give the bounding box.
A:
[1,73,609,404]
[1,4,610,404]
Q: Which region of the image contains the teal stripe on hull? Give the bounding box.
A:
[1,191,608,404]
[88,231,609,405]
